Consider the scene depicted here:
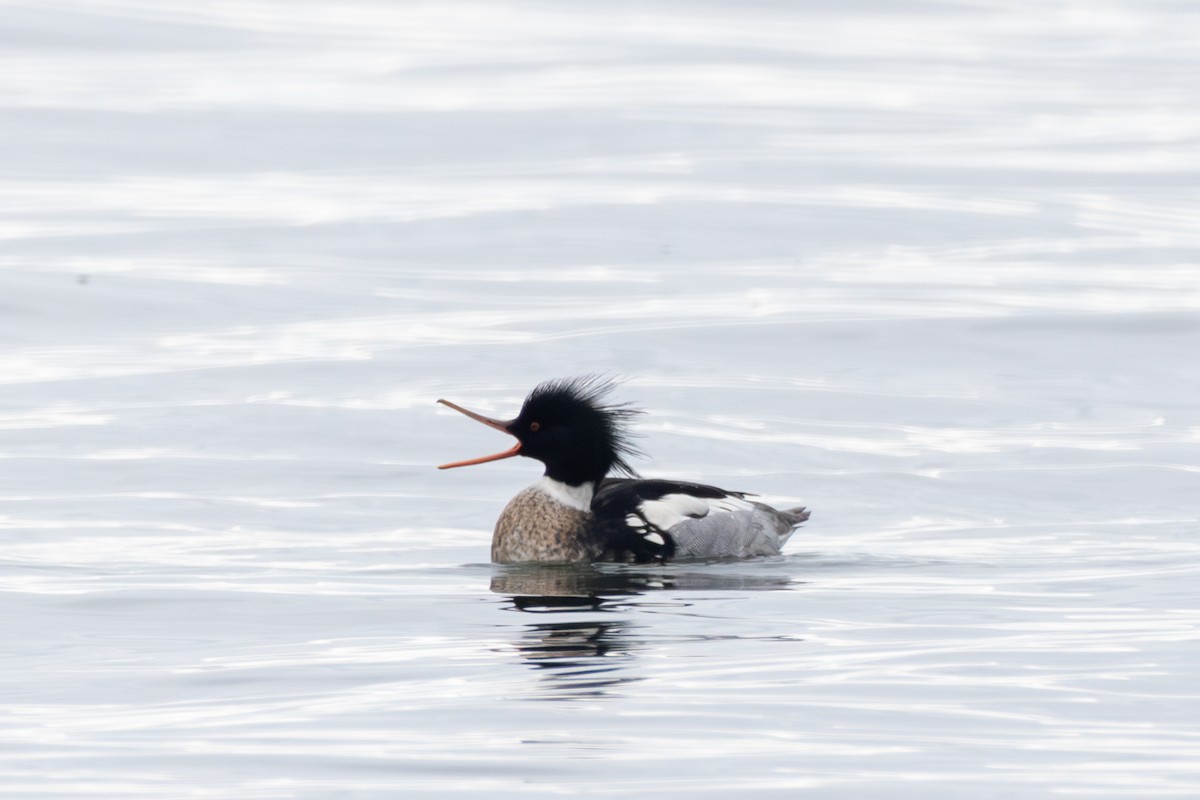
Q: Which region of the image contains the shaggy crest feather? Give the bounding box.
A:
[523,375,643,479]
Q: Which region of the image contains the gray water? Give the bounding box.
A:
[3,1,1199,797]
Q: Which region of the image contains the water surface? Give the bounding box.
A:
[2,1,1199,797]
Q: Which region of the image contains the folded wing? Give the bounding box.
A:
[593,478,809,560]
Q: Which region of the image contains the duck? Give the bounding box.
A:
[437,376,810,564]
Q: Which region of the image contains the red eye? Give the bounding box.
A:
[529,422,541,432]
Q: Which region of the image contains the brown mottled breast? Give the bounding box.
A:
[491,485,598,563]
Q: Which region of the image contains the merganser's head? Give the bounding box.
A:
[438,376,641,487]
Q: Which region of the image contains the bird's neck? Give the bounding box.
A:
[534,476,595,511]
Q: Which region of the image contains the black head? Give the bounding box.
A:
[438,376,642,487]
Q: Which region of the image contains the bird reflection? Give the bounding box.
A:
[490,561,798,601]
[491,562,800,700]
[510,619,640,699]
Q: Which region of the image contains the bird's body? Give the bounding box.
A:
[438,377,810,564]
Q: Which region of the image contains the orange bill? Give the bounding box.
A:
[437,398,521,469]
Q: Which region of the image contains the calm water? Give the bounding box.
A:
[3,1,1199,797]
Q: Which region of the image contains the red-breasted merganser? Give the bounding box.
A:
[438,377,810,563]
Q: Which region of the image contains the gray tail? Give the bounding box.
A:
[784,506,811,526]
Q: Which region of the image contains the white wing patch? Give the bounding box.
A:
[634,493,754,533]
[622,513,666,546]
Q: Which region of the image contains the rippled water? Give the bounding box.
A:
[3,1,1200,797]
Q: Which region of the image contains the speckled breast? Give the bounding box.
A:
[490,485,597,563]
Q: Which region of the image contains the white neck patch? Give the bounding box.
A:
[535,476,594,512]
